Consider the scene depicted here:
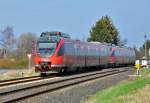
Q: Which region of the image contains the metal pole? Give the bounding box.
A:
[149,48,150,59]
[27,54,32,71]
[28,58,30,70]
[145,34,147,60]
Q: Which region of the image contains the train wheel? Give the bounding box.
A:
[40,72,47,77]
[77,67,82,72]
[60,68,66,74]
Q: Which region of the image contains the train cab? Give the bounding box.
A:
[34,32,70,73]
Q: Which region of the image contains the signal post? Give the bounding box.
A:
[27,53,32,70]
[135,60,141,76]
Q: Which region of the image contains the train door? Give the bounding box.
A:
[76,43,82,67]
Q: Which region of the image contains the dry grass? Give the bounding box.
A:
[113,85,150,103]
[0,58,28,69]
[0,68,39,80]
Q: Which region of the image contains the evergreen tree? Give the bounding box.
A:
[88,15,119,45]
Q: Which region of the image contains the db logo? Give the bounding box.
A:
[43,58,49,62]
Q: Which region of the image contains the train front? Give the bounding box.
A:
[34,34,60,73]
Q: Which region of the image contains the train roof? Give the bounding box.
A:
[111,46,134,51]
[39,32,134,50]
[40,31,71,39]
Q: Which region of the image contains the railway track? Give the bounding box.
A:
[0,74,57,87]
[0,67,132,103]
[0,76,40,87]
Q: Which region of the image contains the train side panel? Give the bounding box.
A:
[109,47,136,67]
[99,45,111,67]
[63,40,76,67]
[50,39,65,68]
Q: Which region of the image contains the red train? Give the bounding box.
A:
[34,32,136,76]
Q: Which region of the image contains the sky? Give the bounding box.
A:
[0,0,150,48]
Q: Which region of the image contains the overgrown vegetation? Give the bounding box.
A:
[83,68,150,103]
[0,58,34,69]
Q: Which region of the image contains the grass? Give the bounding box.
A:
[82,68,150,103]
[112,85,150,103]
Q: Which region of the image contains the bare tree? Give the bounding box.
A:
[1,26,16,58]
[16,32,37,58]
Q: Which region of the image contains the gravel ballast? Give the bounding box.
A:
[17,69,134,103]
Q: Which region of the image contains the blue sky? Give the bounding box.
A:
[0,0,150,47]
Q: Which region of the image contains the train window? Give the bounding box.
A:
[120,50,121,56]
[114,50,117,56]
[78,47,81,56]
[81,47,85,56]
[107,48,110,55]
[111,51,115,56]
[116,50,118,56]
[116,50,119,56]
[103,48,105,56]
[64,43,74,55]
[119,50,121,56]
[57,45,64,56]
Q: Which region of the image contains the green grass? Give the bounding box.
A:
[83,68,150,103]
[15,59,28,68]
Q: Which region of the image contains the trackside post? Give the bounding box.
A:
[27,53,32,70]
[135,60,141,75]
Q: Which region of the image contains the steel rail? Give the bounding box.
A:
[0,74,57,87]
[0,76,40,86]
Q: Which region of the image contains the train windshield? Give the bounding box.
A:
[38,42,56,57]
